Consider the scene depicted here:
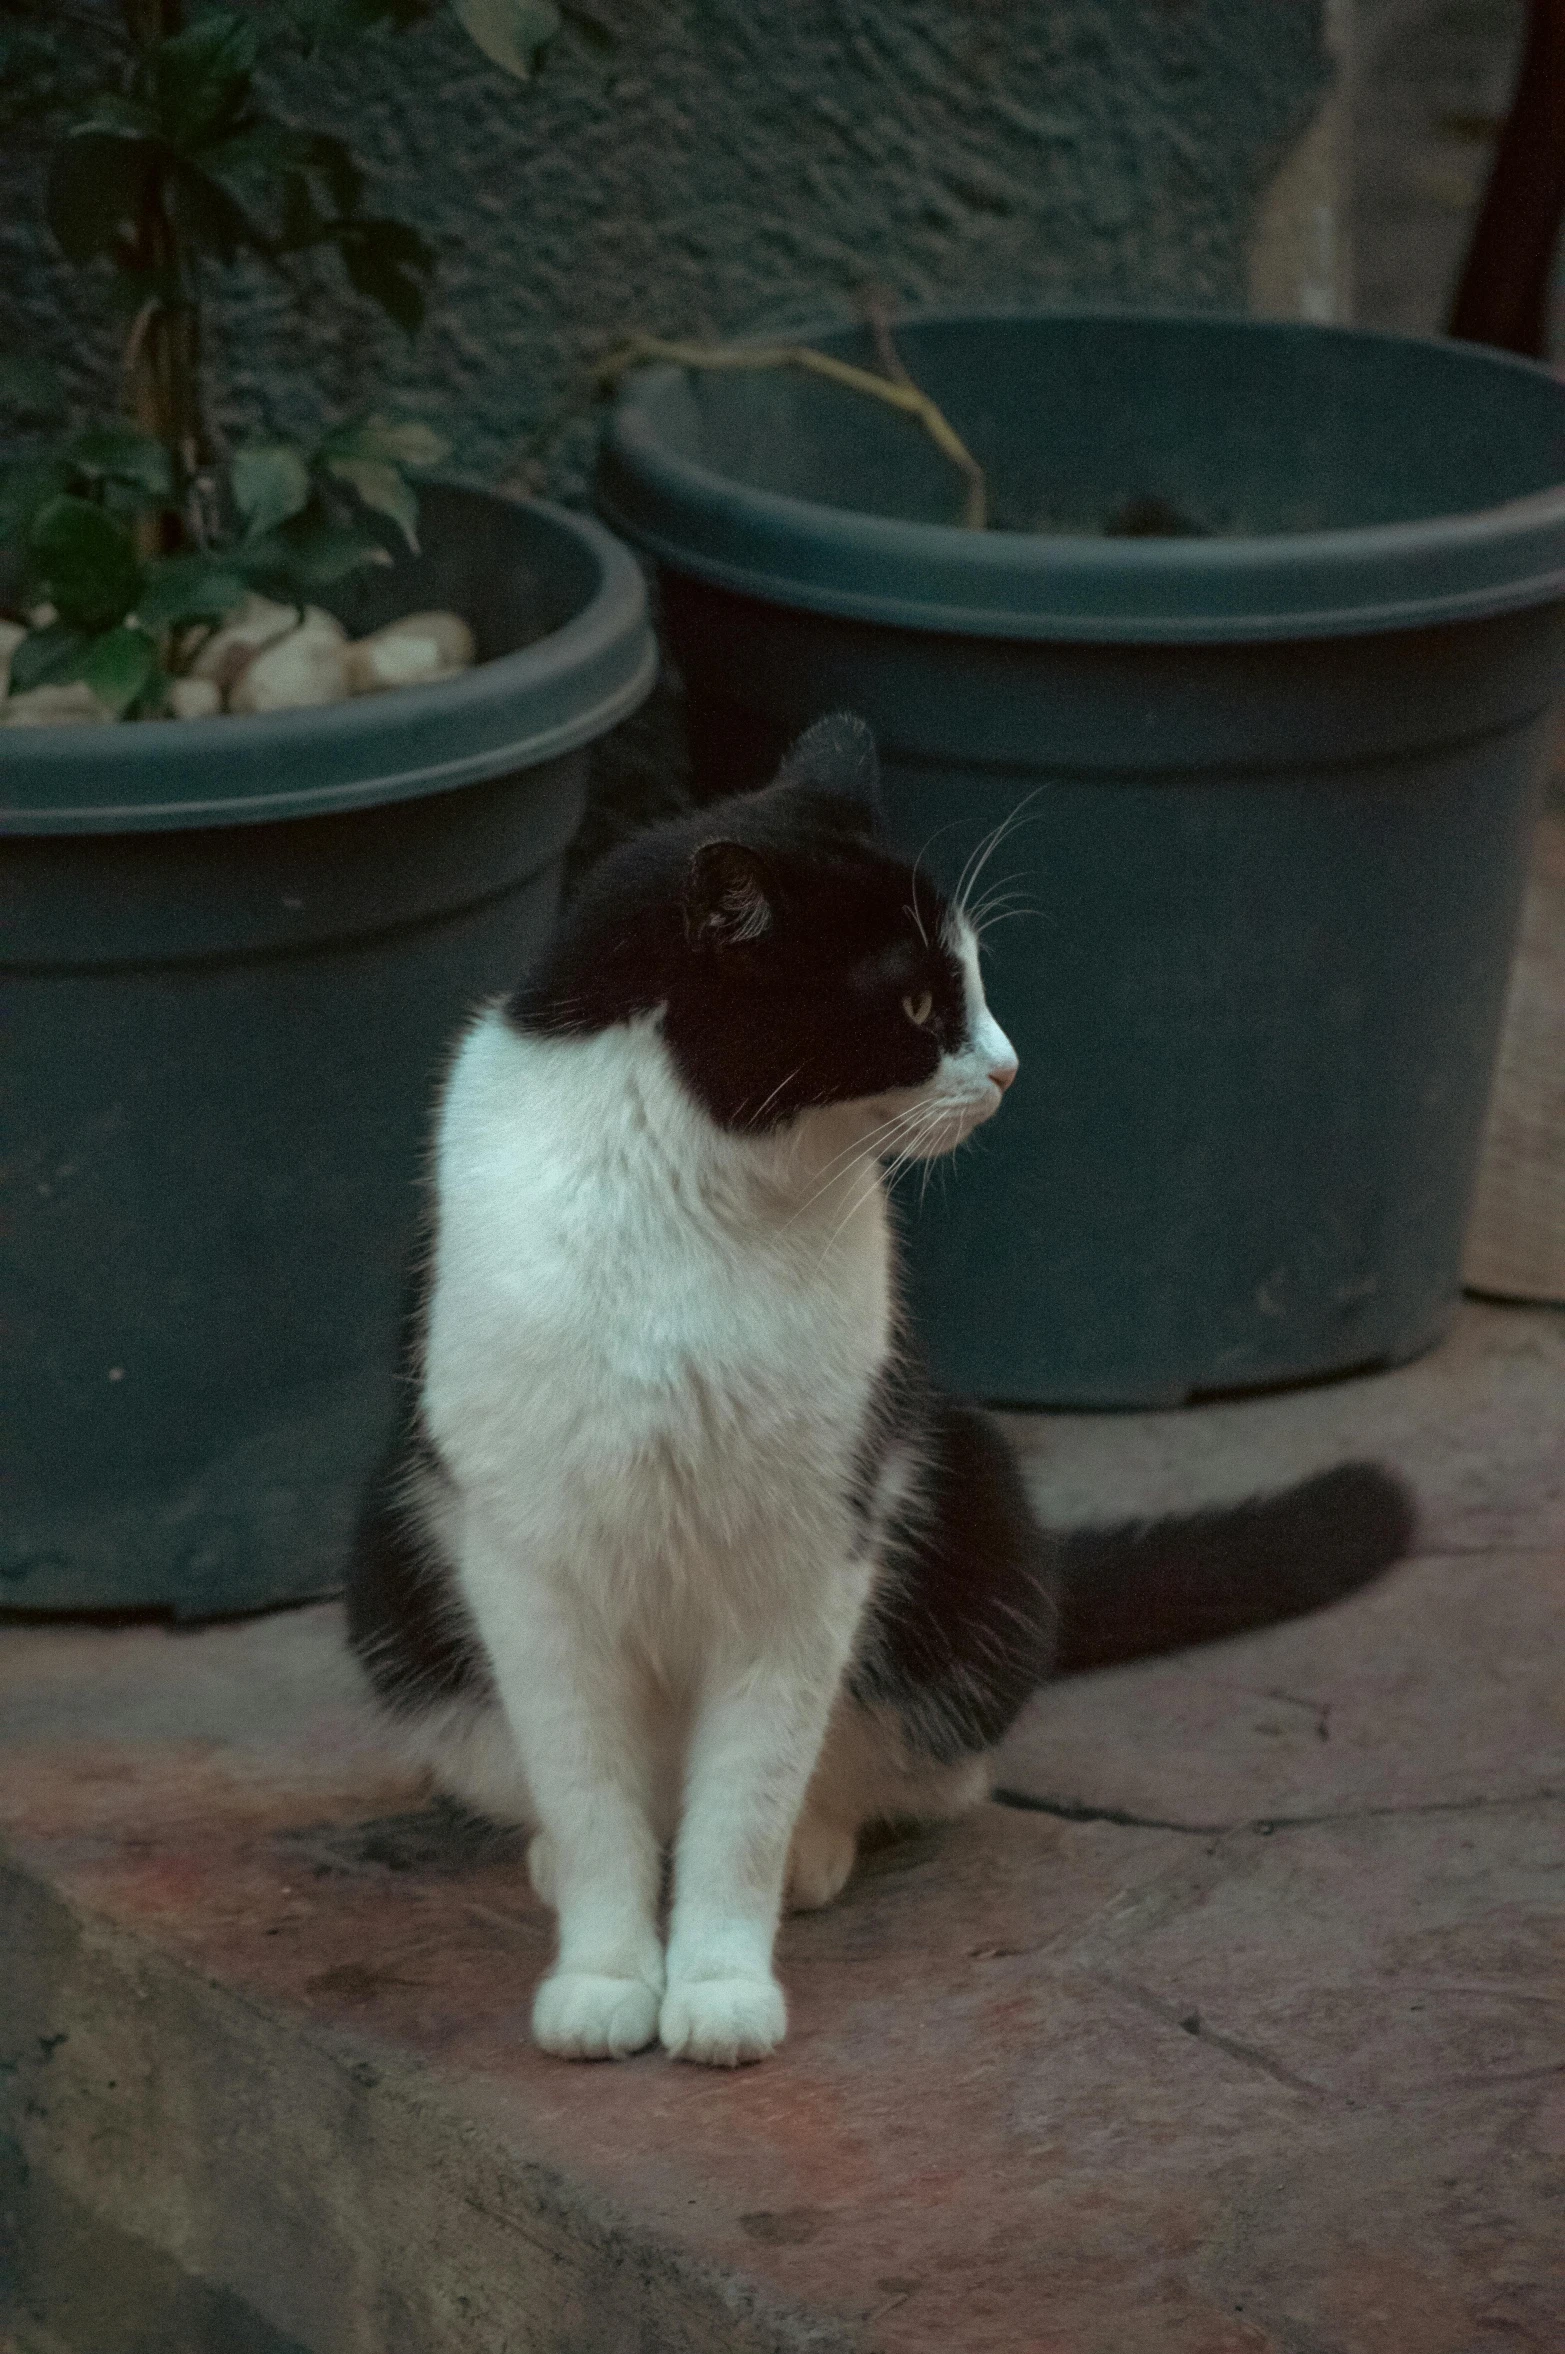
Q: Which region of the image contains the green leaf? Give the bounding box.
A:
[72,94,160,140]
[67,428,175,505]
[81,624,160,717]
[134,555,249,630]
[319,413,448,468]
[301,130,363,218]
[27,497,142,633]
[48,132,160,265]
[0,456,73,554]
[151,12,259,152]
[335,217,434,335]
[8,622,96,697]
[276,171,330,251]
[254,133,364,235]
[240,520,393,591]
[558,6,617,54]
[168,159,267,263]
[232,445,313,541]
[0,357,67,428]
[324,456,420,550]
[451,0,561,79]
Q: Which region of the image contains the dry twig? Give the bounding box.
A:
[599,332,988,529]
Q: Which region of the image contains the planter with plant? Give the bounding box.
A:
[1,0,655,1617]
[599,307,1565,1405]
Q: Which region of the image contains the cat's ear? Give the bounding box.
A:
[773,711,882,835]
[684,839,776,949]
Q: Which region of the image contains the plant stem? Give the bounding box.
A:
[857,281,917,393]
[600,333,988,530]
[121,0,207,555]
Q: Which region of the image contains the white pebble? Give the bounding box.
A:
[344,610,475,695]
[167,676,223,720]
[189,594,305,684]
[228,611,350,713]
[2,681,113,726]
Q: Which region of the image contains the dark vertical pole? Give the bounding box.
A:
[1448,0,1565,356]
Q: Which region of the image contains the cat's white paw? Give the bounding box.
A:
[532,1969,661,2060]
[787,1816,857,1911]
[527,1831,557,1907]
[660,1974,787,2066]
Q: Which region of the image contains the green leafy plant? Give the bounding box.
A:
[0,0,563,715]
[3,397,450,713]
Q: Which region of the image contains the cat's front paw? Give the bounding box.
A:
[786,1816,857,1911]
[532,1969,662,2060]
[660,1974,787,2066]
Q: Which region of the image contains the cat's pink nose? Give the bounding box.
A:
[989,1056,1018,1092]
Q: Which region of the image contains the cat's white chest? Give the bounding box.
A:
[423,1010,892,1607]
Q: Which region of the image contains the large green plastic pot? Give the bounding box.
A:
[599,311,1565,1406]
[2,487,655,1614]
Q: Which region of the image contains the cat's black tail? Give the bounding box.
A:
[1052,1462,1416,1675]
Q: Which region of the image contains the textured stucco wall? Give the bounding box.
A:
[1249,0,1352,322]
[2,1,1338,486]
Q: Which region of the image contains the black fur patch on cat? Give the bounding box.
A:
[506,713,970,1133]
[851,1395,1061,1762]
[854,1435,1414,1761]
[347,1201,492,1714]
[1051,1462,1417,1674]
[347,1435,492,1713]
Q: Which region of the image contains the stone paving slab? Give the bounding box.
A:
[998,1547,1565,1827]
[4,1545,1564,2353]
[1072,1798,1564,2107]
[999,1299,1565,1552]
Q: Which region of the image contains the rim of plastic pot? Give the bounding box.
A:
[0,488,656,836]
[597,309,1565,645]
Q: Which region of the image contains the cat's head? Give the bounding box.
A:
[511,712,1017,1156]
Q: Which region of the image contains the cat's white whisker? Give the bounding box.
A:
[739,1065,806,1129]
[952,792,1043,926]
[970,905,1042,939]
[814,1162,891,1267]
[806,1102,947,1253]
[778,1107,925,1230]
[965,882,1039,933]
[951,804,1035,922]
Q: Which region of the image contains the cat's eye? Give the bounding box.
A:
[903,990,934,1028]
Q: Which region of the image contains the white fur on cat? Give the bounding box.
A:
[411,917,1016,2064]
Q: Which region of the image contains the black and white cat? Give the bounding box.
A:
[348,713,1412,2068]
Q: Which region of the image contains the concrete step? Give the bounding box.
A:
[3,1302,1562,2352]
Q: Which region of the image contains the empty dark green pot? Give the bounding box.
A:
[600,310,1565,1406]
[2,487,655,1614]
